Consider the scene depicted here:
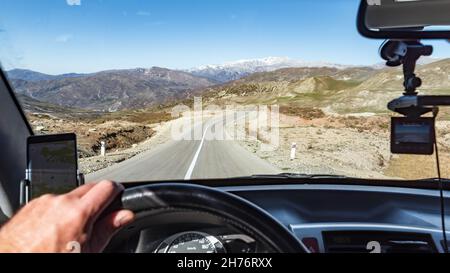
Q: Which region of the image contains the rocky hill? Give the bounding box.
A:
[201,59,450,114]
[15,93,97,119]
[9,67,217,111]
[7,69,88,82]
[234,66,376,83]
[187,57,352,83]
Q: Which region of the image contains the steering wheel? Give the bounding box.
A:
[105,183,308,253]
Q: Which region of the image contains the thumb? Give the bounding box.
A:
[88,210,135,253]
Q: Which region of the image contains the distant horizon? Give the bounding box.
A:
[3,56,381,75]
[4,55,447,76]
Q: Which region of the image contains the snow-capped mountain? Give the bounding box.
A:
[187,57,348,83]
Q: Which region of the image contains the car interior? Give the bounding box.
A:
[1,0,450,254]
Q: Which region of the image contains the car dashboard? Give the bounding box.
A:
[110,183,450,253]
[226,184,449,253]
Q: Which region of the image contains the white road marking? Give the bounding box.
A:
[184,124,210,180]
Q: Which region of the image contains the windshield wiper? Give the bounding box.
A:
[245,173,350,179]
[418,178,450,183]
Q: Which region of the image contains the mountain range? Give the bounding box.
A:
[6,69,88,82]
[201,58,450,114]
[8,67,216,111]
[6,57,450,115]
[186,57,350,83]
[6,57,352,112]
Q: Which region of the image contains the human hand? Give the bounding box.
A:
[0,181,134,253]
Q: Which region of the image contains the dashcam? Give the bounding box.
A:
[391,117,435,155]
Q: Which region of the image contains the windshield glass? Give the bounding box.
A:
[1,0,449,182]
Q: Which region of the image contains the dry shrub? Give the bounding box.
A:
[280,106,325,120]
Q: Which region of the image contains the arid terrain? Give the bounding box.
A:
[226,108,450,179]
[9,58,450,180]
[26,109,173,174]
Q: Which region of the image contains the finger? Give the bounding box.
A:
[88,210,135,253]
[80,181,124,218]
[67,183,96,198]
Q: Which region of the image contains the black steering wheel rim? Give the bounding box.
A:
[109,183,308,253]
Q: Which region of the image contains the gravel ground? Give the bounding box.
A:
[79,118,179,174]
[227,114,396,179]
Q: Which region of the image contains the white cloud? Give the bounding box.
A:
[56,34,73,43]
[66,0,81,6]
[137,11,151,16]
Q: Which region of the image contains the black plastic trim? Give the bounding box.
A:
[357,1,450,40]
[122,177,450,191]
[0,68,34,135]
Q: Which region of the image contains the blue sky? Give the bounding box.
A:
[0,0,449,74]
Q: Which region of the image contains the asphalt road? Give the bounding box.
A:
[86,117,280,182]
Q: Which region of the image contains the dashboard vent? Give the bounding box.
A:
[322,231,437,253]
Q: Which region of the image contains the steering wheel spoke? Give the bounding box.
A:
[106,183,307,253]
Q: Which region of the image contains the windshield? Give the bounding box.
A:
[1,0,449,182]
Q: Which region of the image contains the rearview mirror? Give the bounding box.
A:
[357,0,450,39]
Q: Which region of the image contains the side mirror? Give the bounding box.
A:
[357,0,450,39]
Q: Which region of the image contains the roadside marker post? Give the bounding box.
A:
[290,142,297,160]
[101,141,106,157]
